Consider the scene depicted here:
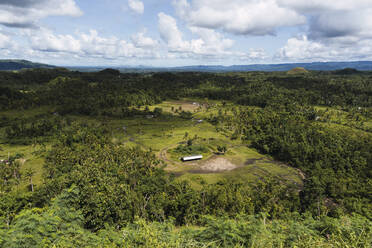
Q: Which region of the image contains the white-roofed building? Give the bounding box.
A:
[181,155,203,162]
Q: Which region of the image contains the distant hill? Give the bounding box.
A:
[4,60,372,72]
[333,68,360,75]
[67,61,372,73]
[171,61,372,72]
[0,60,56,71]
[287,67,309,75]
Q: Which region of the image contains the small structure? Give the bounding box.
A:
[181,155,203,162]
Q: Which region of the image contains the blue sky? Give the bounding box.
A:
[0,0,371,66]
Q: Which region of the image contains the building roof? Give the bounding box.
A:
[181,155,203,161]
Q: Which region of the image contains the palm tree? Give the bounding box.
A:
[217,145,227,154]
[25,168,35,192]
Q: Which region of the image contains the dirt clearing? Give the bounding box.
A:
[200,157,238,172]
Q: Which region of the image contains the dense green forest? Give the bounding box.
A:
[0,68,371,247]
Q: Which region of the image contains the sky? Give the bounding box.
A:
[0,0,372,66]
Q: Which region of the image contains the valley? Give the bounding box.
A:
[0,69,371,247]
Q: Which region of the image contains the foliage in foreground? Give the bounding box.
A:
[0,186,371,248]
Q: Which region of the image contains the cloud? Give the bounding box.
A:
[173,0,372,40]
[275,1,372,61]
[277,35,372,61]
[158,12,267,60]
[30,28,81,53]
[188,27,235,55]
[25,28,159,60]
[277,35,325,60]
[131,30,158,48]
[0,32,11,49]
[278,0,372,13]
[0,0,82,28]
[173,0,306,36]
[308,9,372,40]
[172,0,372,61]
[0,0,42,8]
[128,0,144,15]
[158,12,188,51]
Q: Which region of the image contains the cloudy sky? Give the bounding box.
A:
[0,0,371,66]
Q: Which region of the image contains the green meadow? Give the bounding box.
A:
[0,99,303,189]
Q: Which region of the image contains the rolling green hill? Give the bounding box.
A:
[0,59,56,71]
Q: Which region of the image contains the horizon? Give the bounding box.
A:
[64,60,372,68]
[4,59,372,69]
[0,1,371,66]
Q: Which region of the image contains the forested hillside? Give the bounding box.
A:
[0,60,55,71]
[0,68,371,247]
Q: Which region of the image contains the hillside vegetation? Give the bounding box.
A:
[0,68,371,247]
[287,67,308,74]
[0,60,55,71]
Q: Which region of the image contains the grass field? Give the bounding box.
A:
[0,99,304,190]
[0,143,46,190]
[315,106,372,133]
[116,100,303,187]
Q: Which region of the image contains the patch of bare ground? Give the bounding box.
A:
[199,157,238,172]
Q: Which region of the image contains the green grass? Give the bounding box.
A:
[227,145,266,165]
[0,107,55,189]
[0,106,54,119]
[0,143,47,189]
[97,103,303,189]
[0,98,304,191]
[314,106,372,133]
[176,159,303,190]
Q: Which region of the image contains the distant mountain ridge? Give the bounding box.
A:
[169,61,372,72]
[0,60,56,70]
[69,61,372,72]
[2,59,372,72]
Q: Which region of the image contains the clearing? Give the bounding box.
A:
[0,99,304,190]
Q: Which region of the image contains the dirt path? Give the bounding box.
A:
[159,145,177,165]
[159,144,185,167]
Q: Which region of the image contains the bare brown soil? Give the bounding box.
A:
[200,157,238,172]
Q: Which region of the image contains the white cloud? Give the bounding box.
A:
[275,1,372,61]
[309,9,372,40]
[128,0,144,15]
[189,27,235,55]
[173,0,306,36]
[277,35,372,61]
[173,0,372,36]
[30,28,81,53]
[278,35,325,60]
[158,12,189,51]
[278,0,372,13]
[172,0,372,61]
[25,28,159,60]
[0,0,82,28]
[158,12,267,60]
[0,32,11,49]
[131,30,158,48]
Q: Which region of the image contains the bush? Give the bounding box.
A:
[174,144,209,156]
